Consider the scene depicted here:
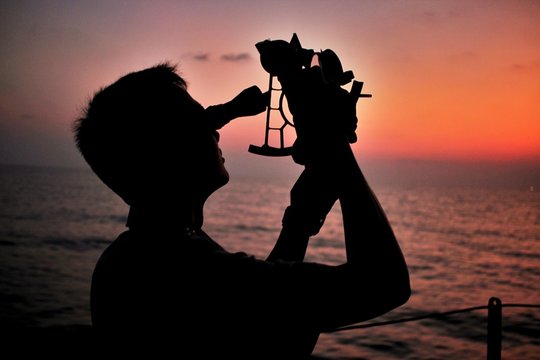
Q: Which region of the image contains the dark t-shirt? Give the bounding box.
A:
[91,229,323,358]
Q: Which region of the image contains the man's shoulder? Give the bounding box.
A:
[100,230,131,254]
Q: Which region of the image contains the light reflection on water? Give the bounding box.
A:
[1,165,539,359]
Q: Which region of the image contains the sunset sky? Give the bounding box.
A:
[1,0,539,184]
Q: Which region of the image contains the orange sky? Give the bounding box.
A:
[0,0,539,170]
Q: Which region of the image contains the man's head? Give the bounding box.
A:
[74,63,229,206]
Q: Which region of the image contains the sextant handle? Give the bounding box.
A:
[248,144,293,157]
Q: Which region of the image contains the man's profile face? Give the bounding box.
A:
[197,129,230,196]
[143,85,230,205]
[169,90,229,199]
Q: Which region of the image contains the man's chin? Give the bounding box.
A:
[217,172,230,188]
[207,172,229,196]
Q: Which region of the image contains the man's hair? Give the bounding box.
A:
[74,63,202,205]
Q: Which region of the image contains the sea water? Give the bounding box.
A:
[1,165,539,359]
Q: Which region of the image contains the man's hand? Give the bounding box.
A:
[204,86,268,129]
[228,86,269,118]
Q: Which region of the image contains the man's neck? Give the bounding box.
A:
[126,202,199,232]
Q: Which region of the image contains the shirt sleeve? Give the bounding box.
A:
[205,247,372,331]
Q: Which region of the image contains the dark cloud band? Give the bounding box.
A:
[221,53,251,62]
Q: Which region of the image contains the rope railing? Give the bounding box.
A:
[327,304,489,332]
[323,297,540,360]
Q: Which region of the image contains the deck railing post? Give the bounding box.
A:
[487,297,502,360]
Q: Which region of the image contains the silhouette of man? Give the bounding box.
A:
[74,63,410,358]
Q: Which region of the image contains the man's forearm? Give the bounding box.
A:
[267,170,338,262]
[337,147,410,289]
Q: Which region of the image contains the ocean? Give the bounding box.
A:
[1,164,539,359]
